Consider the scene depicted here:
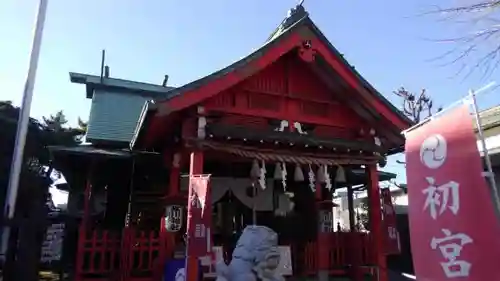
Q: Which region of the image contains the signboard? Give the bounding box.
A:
[405,105,500,280]
[186,175,212,257]
[165,205,183,232]
[40,223,65,263]
[318,209,334,233]
[277,246,293,276]
[381,188,400,255]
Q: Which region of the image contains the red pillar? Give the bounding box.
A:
[367,164,388,281]
[168,153,181,197]
[160,152,182,267]
[186,150,204,281]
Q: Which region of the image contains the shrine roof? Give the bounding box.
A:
[69,72,176,99]
[151,4,412,127]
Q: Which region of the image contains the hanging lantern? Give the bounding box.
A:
[294,164,304,181]
[250,159,260,179]
[273,163,282,180]
[259,160,267,190]
[281,163,287,191]
[335,165,346,183]
[308,164,316,192]
[165,205,183,232]
[324,165,332,190]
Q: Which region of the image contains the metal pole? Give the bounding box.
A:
[402,81,496,135]
[1,0,48,258]
[469,90,500,213]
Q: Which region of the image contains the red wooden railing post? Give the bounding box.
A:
[75,168,93,281]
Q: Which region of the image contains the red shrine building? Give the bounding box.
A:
[50,4,412,281]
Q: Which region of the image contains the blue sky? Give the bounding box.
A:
[1,0,499,194]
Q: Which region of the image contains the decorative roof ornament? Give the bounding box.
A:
[283,0,308,29]
[274,120,289,132]
[294,122,308,135]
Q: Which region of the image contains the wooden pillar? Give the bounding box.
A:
[367,164,388,281]
[186,150,204,281]
[347,183,362,281]
[76,166,93,281]
[347,185,355,231]
[168,153,182,198]
[315,182,329,281]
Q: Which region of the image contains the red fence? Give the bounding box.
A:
[75,230,372,281]
[75,229,121,281]
[300,232,374,275]
[75,227,174,281]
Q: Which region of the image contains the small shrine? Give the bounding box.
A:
[49,3,411,281]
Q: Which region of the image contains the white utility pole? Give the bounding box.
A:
[1,0,49,258]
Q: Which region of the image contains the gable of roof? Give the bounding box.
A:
[69,73,176,146]
[70,72,176,99]
[86,91,152,145]
[153,5,412,132]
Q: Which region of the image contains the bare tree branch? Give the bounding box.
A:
[394,88,440,165]
[424,1,500,78]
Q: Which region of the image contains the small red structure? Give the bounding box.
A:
[52,3,412,281]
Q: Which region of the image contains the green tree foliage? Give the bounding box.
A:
[0,100,88,279]
[0,100,87,208]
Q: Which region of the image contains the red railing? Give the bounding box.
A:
[75,230,373,280]
[121,229,165,281]
[75,229,122,281]
[300,232,374,275]
[75,228,175,281]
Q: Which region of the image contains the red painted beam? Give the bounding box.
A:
[312,38,410,131]
[159,32,303,114]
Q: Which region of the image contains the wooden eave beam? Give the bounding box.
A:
[205,123,382,153]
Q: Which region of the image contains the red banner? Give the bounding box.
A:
[381,188,400,255]
[406,105,500,280]
[186,174,212,258]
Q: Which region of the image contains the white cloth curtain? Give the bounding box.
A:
[210,178,231,203]
[180,177,229,203]
[229,179,274,211]
[180,177,274,211]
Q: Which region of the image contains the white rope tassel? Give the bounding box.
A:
[294,164,304,181]
[324,165,332,190]
[281,162,287,191]
[259,160,267,190]
[308,164,316,192]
